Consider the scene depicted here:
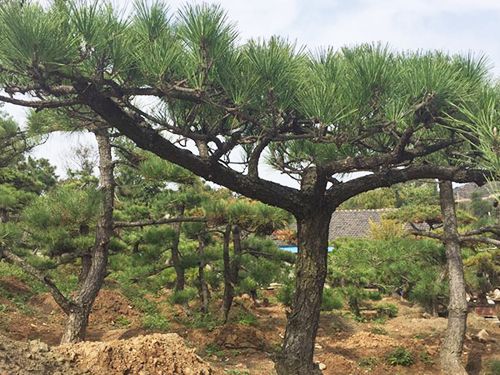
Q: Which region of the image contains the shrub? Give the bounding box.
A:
[277,283,294,307]
[375,302,398,318]
[486,360,500,375]
[236,311,257,326]
[169,287,197,305]
[386,347,414,366]
[370,326,388,335]
[359,356,378,369]
[142,313,169,331]
[321,288,343,311]
[115,316,131,327]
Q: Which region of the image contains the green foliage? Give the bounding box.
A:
[329,238,446,313]
[358,356,378,369]
[485,360,500,375]
[142,313,170,331]
[235,310,258,326]
[321,288,343,311]
[277,283,294,307]
[386,347,414,367]
[374,302,398,318]
[169,287,197,305]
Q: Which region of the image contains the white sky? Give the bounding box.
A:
[4,0,500,184]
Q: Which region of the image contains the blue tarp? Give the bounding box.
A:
[279,245,334,253]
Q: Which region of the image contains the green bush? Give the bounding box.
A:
[169,287,197,305]
[142,313,169,331]
[375,302,398,318]
[358,356,378,369]
[486,360,500,375]
[386,347,414,366]
[321,288,343,311]
[277,283,294,307]
[236,311,257,326]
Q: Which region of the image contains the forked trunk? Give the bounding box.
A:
[439,181,468,375]
[276,209,331,375]
[60,128,115,344]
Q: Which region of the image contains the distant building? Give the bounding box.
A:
[328,209,395,240]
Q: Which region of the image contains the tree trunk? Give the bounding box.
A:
[60,306,90,344]
[222,224,233,323]
[439,180,468,375]
[60,128,115,344]
[197,236,209,314]
[276,209,331,375]
[171,206,185,291]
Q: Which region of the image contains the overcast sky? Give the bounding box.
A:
[5,0,500,183]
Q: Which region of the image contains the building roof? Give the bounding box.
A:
[329,209,395,240]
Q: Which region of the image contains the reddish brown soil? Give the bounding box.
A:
[0,280,498,375]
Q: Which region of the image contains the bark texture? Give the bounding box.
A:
[171,206,185,291]
[275,208,331,375]
[61,128,115,344]
[197,236,210,314]
[439,180,468,375]
[222,225,233,323]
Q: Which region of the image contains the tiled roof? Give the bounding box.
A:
[329,209,396,240]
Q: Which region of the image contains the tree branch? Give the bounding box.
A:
[114,216,207,228]
[0,248,75,314]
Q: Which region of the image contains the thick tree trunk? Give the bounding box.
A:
[222,224,233,323]
[171,206,185,291]
[439,180,468,375]
[60,128,115,344]
[60,306,90,344]
[197,236,209,314]
[276,209,331,375]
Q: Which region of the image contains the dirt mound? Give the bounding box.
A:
[0,335,83,375]
[56,333,219,375]
[0,276,31,295]
[336,332,399,350]
[89,289,140,325]
[212,324,268,350]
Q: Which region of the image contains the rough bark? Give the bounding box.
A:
[439,180,468,375]
[197,236,210,314]
[171,206,185,291]
[222,224,233,323]
[60,128,115,344]
[275,208,331,375]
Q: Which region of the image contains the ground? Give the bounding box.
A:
[0,276,498,375]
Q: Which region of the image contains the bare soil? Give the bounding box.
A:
[0,279,499,375]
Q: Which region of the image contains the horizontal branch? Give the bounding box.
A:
[0,248,75,314]
[329,164,488,207]
[0,95,81,109]
[114,216,207,228]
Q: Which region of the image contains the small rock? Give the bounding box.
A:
[476,329,491,343]
[422,312,432,319]
[315,344,323,350]
[29,340,49,353]
[318,362,327,371]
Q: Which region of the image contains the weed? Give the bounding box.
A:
[235,311,257,326]
[169,287,197,305]
[375,302,398,318]
[204,343,224,357]
[115,315,131,327]
[370,326,388,335]
[419,351,434,365]
[359,356,378,369]
[386,347,414,367]
[486,360,500,375]
[142,313,169,331]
